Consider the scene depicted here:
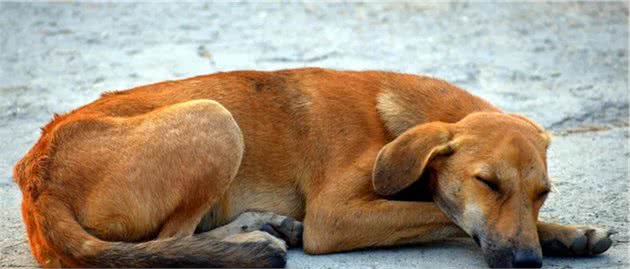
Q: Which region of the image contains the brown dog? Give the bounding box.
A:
[13,68,613,268]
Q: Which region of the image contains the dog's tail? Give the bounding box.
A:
[30,196,286,268]
[20,187,286,268]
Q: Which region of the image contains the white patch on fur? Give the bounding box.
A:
[461,200,485,234]
[376,91,425,136]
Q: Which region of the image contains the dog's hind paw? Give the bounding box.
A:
[223,231,288,267]
[542,225,616,256]
[259,217,304,247]
[218,211,303,248]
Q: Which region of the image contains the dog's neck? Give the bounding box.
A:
[375,80,499,137]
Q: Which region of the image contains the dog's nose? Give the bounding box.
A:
[512,249,542,268]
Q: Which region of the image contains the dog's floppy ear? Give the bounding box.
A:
[508,113,552,148]
[372,122,454,196]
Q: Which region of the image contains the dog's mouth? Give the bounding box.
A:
[482,247,515,268]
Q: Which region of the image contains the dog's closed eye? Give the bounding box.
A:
[475,175,500,193]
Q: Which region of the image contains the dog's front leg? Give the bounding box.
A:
[537,222,615,256]
[302,160,465,254]
[304,198,465,254]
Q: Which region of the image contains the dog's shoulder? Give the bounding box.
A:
[375,73,498,136]
[375,73,444,136]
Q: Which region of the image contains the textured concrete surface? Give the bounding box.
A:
[0,2,628,268]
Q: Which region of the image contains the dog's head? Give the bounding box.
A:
[373,112,551,268]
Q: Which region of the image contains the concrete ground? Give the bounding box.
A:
[0,2,628,268]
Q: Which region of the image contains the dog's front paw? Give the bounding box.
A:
[542,225,616,256]
[572,226,616,255]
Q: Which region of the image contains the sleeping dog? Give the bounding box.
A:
[14,68,613,268]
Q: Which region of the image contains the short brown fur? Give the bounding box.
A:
[14,68,612,268]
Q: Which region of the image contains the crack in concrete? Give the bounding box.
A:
[547,102,629,130]
[552,122,629,136]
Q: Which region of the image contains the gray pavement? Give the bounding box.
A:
[0,2,628,268]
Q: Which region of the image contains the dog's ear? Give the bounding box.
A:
[508,113,552,148]
[372,122,454,196]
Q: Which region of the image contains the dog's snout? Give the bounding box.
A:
[512,248,542,268]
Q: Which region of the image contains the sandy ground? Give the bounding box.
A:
[0,2,628,268]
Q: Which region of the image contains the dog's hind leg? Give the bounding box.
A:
[65,99,244,242]
[145,100,245,239]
